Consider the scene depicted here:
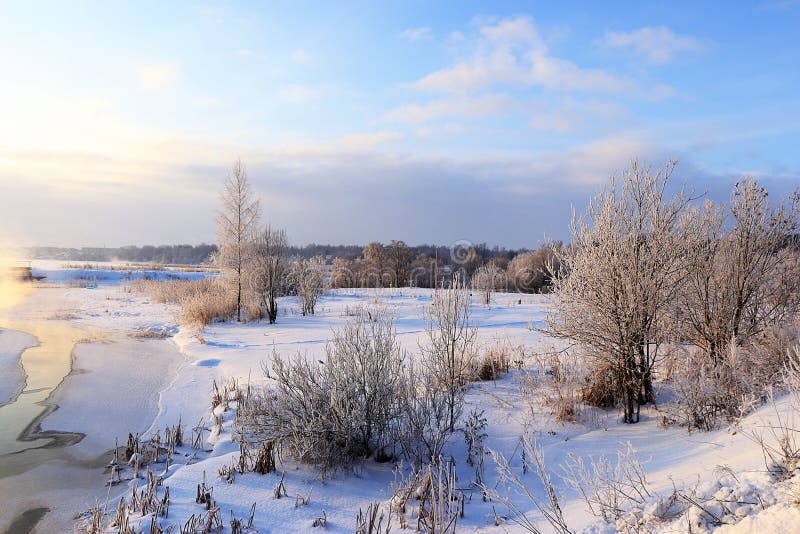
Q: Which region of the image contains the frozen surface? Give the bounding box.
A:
[0,327,36,404]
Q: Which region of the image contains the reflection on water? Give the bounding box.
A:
[0,277,32,312]
[0,277,106,533]
[0,321,89,459]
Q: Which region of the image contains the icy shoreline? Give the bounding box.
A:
[0,328,36,405]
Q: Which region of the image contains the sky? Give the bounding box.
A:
[0,1,798,249]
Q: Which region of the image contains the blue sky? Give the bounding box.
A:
[0,1,798,248]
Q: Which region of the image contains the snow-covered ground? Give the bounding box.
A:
[1,266,798,533]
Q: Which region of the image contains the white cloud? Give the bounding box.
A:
[134,61,182,91]
[529,97,627,133]
[601,26,706,64]
[400,27,432,41]
[412,16,629,94]
[383,94,513,123]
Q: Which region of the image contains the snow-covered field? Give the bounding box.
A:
[1,265,798,533]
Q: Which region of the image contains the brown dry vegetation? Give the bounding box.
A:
[131,278,237,328]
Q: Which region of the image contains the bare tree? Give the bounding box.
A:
[677,180,800,364]
[507,245,562,293]
[363,242,386,287]
[421,274,477,432]
[471,262,506,306]
[249,225,288,324]
[386,240,412,287]
[545,161,690,423]
[215,158,261,322]
[290,255,326,316]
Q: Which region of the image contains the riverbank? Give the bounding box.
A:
[0,285,185,533]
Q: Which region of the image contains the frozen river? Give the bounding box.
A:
[0,283,183,533]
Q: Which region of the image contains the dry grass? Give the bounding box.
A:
[523,347,585,424]
[48,310,79,320]
[471,342,516,381]
[130,328,171,340]
[131,278,236,328]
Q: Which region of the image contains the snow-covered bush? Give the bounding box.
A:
[288,255,326,316]
[237,305,473,473]
[254,308,406,472]
[421,275,477,432]
[545,161,690,424]
[393,363,455,464]
[471,262,506,306]
[668,330,799,431]
[247,225,289,324]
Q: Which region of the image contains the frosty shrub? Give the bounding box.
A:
[393,363,455,465]
[471,262,506,306]
[289,255,326,316]
[669,328,800,431]
[259,308,405,472]
[561,442,653,525]
[421,274,477,432]
[675,180,799,366]
[484,435,572,534]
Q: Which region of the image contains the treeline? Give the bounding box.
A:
[329,240,559,293]
[21,242,535,268]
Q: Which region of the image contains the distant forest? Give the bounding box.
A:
[22,242,533,266]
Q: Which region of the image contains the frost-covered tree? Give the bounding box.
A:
[421,274,477,431]
[471,262,506,306]
[507,245,562,293]
[545,161,690,423]
[249,225,288,324]
[290,255,326,316]
[215,158,261,322]
[677,180,800,364]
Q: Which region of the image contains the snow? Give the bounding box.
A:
[0,327,36,404]
[1,266,799,533]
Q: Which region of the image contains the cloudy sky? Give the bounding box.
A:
[1,1,798,249]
